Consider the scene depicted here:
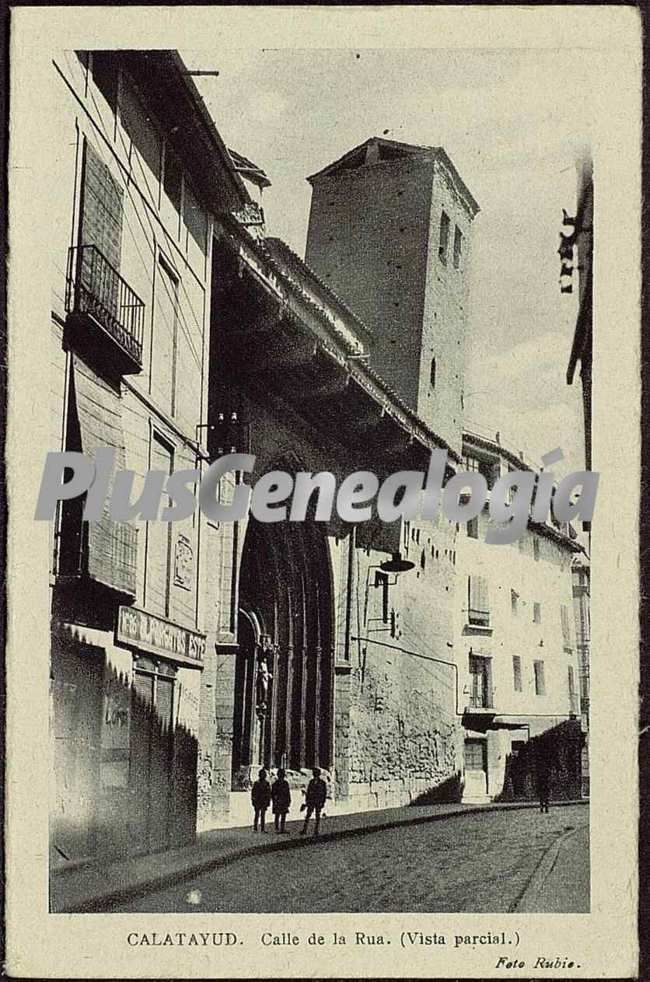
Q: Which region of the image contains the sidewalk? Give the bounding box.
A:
[514,821,590,912]
[50,798,588,913]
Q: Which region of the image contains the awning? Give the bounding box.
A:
[55,620,114,650]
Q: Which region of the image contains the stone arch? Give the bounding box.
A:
[232,515,335,785]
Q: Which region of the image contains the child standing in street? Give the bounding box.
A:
[300,767,328,837]
[251,768,271,832]
[271,768,291,833]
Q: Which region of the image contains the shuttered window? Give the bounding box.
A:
[560,604,572,649]
[59,355,137,595]
[513,655,522,691]
[468,574,490,626]
[78,139,124,324]
[534,659,546,696]
[568,665,578,713]
[145,433,173,617]
[80,139,123,270]
[151,256,179,416]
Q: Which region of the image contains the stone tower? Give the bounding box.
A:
[305,137,479,456]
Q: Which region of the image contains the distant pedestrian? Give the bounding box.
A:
[300,767,328,837]
[537,762,551,814]
[271,768,291,833]
[251,768,271,832]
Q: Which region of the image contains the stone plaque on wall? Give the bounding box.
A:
[173,534,193,591]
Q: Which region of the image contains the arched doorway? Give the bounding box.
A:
[232,518,334,786]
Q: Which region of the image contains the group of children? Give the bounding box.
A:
[251,767,328,837]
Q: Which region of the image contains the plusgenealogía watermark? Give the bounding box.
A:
[34,447,598,545]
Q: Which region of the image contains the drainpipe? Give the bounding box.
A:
[343,525,356,665]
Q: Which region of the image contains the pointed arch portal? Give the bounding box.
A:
[232,518,334,785]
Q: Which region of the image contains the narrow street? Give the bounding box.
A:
[109,804,589,914]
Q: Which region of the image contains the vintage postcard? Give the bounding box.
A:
[5,4,641,978]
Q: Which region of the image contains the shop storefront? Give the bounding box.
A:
[50,608,205,866]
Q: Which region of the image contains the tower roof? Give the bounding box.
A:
[307,136,480,218]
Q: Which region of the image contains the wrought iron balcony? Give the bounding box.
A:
[65,244,144,374]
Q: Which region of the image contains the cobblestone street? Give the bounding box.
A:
[110,804,589,914]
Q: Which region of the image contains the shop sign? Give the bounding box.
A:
[116,606,206,669]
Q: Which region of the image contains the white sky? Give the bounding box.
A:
[183,46,602,477]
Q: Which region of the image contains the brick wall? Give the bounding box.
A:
[306,148,476,456]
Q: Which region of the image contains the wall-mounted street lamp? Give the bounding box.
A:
[379,551,416,574]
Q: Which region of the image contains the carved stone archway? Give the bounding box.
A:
[232,518,334,786]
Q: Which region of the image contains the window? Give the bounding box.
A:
[560,604,572,650]
[151,255,179,416]
[511,589,519,615]
[183,180,207,255]
[568,666,578,714]
[430,356,437,389]
[438,210,450,263]
[453,225,463,269]
[533,537,540,562]
[146,433,173,617]
[469,655,493,708]
[533,659,546,696]
[375,571,389,623]
[533,602,541,624]
[162,142,183,226]
[463,454,498,490]
[512,655,522,692]
[467,516,479,539]
[120,75,162,193]
[468,575,490,627]
[79,139,124,272]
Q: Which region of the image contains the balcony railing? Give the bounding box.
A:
[66,245,144,372]
[467,608,490,628]
[468,691,494,710]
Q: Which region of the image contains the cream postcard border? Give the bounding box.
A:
[6,5,641,978]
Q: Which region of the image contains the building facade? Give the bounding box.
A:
[49,49,258,865]
[454,431,584,802]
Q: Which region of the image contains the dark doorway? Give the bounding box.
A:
[233,518,334,785]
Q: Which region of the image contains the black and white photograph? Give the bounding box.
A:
[4,6,640,979]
